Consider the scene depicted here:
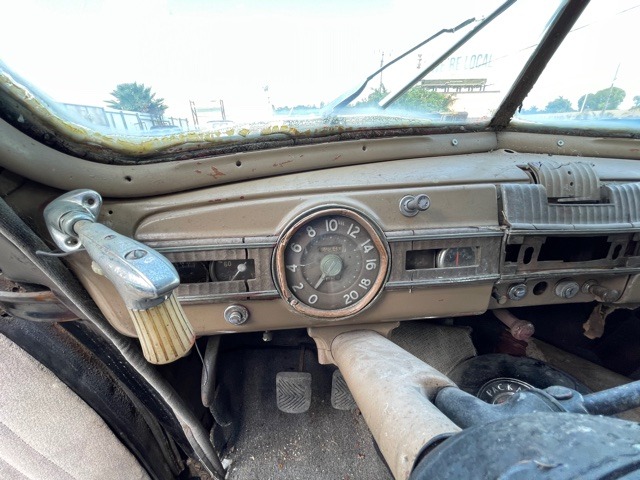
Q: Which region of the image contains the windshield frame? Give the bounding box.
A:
[1,0,637,166]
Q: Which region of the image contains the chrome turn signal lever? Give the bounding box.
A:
[44,189,195,364]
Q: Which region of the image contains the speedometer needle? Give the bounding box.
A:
[314,272,327,289]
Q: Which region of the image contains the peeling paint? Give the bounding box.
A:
[208,166,226,179]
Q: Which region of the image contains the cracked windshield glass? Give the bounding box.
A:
[0,0,568,146]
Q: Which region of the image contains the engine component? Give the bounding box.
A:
[43,189,195,364]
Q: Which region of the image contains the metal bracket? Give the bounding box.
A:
[43,189,102,252]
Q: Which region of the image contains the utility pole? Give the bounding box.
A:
[601,63,621,116]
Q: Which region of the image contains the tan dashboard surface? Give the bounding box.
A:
[61,149,640,337]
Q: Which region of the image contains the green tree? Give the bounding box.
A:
[521,106,539,115]
[356,84,453,112]
[578,87,626,111]
[543,96,573,113]
[106,82,168,119]
[633,95,640,108]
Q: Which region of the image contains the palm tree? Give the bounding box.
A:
[106,82,168,121]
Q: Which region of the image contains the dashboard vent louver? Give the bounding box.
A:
[500,182,640,230]
[527,161,600,203]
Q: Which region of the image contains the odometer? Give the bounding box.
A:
[274,207,389,318]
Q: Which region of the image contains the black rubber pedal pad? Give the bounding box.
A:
[276,372,312,413]
[331,370,356,410]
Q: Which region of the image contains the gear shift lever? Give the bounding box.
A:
[44,189,195,364]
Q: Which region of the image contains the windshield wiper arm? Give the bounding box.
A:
[380,0,517,109]
[327,17,476,113]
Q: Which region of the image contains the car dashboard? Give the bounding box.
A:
[60,138,640,340]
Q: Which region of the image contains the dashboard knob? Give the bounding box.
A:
[581,280,621,303]
[399,194,430,217]
[507,283,528,301]
[555,280,580,299]
[224,305,249,325]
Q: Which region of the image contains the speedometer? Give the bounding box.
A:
[273,207,389,318]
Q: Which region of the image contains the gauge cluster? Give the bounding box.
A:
[273,207,389,318]
[153,205,500,324]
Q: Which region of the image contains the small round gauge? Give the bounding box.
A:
[274,207,389,318]
[210,259,255,282]
[173,261,209,283]
[436,247,477,268]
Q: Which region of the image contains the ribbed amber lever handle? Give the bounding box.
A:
[129,292,195,364]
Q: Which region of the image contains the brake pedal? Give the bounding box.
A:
[276,372,312,413]
[331,370,356,410]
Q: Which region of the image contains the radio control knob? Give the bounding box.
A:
[555,280,580,299]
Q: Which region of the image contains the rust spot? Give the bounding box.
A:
[208,166,226,179]
[239,195,245,200]
[630,148,640,152]
[196,161,203,165]
[208,198,223,203]
[195,169,202,174]
[273,159,294,168]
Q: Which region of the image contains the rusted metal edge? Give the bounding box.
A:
[0,87,489,165]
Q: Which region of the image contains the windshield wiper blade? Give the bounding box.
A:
[379,0,517,109]
[326,17,476,113]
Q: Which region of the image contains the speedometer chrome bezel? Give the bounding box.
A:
[273,206,390,319]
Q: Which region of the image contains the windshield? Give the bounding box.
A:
[0,0,630,158]
[513,0,640,134]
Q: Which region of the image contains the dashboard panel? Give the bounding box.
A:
[61,150,640,338]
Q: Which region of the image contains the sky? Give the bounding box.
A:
[0,0,638,124]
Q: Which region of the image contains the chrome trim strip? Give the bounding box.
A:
[387,230,503,242]
[155,242,276,253]
[500,267,640,281]
[507,228,640,237]
[152,229,503,253]
[178,290,279,304]
[385,275,499,289]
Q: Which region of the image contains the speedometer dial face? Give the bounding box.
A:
[274,208,389,318]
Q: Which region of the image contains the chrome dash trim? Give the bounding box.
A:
[178,290,280,304]
[385,275,500,290]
